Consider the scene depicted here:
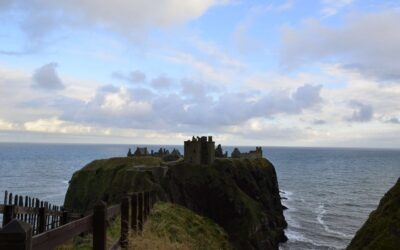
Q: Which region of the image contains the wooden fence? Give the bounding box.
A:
[0,191,66,235]
[0,190,157,250]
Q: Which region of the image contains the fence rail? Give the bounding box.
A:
[0,191,65,235]
[0,190,157,250]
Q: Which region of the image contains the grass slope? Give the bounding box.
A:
[130,202,231,250]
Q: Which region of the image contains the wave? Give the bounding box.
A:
[316,203,352,239]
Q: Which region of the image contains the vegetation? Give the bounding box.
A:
[347,178,400,250]
[162,158,287,249]
[130,202,231,250]
[55,216,121,250]
[64,157,162,212]
[64,156,287,249]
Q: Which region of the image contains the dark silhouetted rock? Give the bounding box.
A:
[347,178,400,250]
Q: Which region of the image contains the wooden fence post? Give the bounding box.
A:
[131,193,138,232]
[120,196,130,249]
[144,192,149,220]
[138,192,144,232]
[0,219,32,250]
[3,205,15,227]
[151,190,157,208]
[93,200,107,250]
[37,207,46,234]
[61,208,68,225]
[153,190,157,208]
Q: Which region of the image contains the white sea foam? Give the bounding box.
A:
[282,190,293,198]
[282,190,301,228]
[316,203,352,239]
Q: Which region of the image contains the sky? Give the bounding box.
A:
[0,0,399,147]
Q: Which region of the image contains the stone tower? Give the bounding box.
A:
[184,136,215,165]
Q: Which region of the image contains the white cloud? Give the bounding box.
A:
[321,0,354,17]
[24,117,93,134]
[0,119,16,130]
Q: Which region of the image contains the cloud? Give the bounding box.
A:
[346,100,373,122]
[112,70,146,84]
[0,0,227,52]
[151,75,172,89]
[280,10,400,82]
[54,82,323,131]
[51,0,228,31]
[0,0,12,11]
[292,84,323,108]
[385,117,400,124]
[0,0,230,55]
[31,62,65,90]
[313,119,326,125]
[321,0,354,17]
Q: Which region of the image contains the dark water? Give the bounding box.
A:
[0,143,399,249]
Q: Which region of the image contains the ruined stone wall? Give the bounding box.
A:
[206,141,215,164]
[184,140,201,164]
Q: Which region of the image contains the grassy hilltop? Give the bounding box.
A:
[64,156,287,250]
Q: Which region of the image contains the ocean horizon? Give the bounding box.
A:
[0,142,399,249]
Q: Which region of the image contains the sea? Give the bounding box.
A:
[0,143,399,250]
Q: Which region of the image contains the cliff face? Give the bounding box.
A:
[64,156,287,249]
[162,158,287,249]
[347,178,400,250]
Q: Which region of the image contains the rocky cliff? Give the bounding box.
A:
[162,158,287,249]
[347,178,400,250]
[64,156,287,249]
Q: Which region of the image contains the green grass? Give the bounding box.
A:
[64,157,161,213]
[130,202,232,250]
[55,216,121,250]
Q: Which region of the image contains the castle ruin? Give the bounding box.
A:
[231,146,262,159]
[184,136,215,165]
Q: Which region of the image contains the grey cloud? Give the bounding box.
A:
[112,70,146,84]
[128,87,155,102]
[280,10,400,82]
[259,84,323,115]
[151,75,172,89]
[292,84,322,108]
[0,0,222,52]
[386,117,400,124]
[98,84,119,93]
[346,101,373,122]
[0,0,13,11]
[313,119,326,125]
[31,62,65,90]
[235,126,308,141]
[181,79,219,100]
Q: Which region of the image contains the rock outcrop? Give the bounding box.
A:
[64,156,287,249]
[162,158,287,249]
[347,178,400,250]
